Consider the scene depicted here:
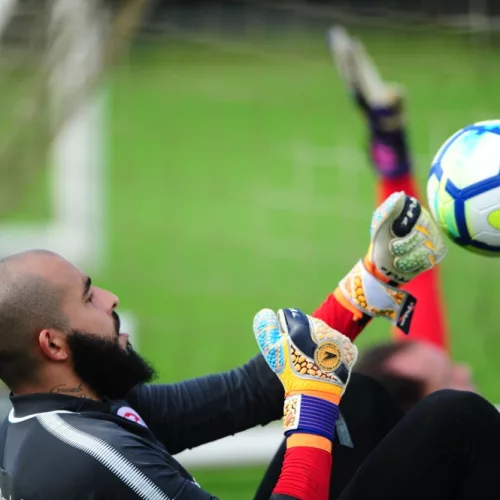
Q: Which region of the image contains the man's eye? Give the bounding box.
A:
[86,293,94,303]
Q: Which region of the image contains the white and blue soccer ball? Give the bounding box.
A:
[427,119,500,256]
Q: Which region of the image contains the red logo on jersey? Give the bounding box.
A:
[116,406,147,427]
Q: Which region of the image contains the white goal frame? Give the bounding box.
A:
[0,0,105,271]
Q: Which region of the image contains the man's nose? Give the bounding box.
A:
[95,287,119,314]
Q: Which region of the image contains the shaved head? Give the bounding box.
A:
[0,249,155,399]
[0,250,68,389]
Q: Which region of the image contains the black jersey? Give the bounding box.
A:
[0,355,295,500]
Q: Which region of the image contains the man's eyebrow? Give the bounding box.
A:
[82,277,92,298]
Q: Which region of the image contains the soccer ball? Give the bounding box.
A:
[427,120,500,256]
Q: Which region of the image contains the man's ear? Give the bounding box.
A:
[38,329,69,361]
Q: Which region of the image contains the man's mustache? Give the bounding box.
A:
[112,311,121,335]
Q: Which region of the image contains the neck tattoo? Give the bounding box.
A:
[50,382,87,399]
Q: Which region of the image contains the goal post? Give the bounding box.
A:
[0,0,147,271]
[0,0,107,269]
[48,0,107,270]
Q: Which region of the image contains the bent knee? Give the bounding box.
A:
[417,389,497,422]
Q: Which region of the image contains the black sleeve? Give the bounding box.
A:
[126,354,284,454]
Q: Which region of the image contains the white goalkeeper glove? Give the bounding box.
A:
[336,192,447,333]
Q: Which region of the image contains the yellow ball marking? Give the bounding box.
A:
[488,209,500,230]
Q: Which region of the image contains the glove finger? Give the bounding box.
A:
[391,207,447,261]
[425,213,447,264]
[390,228,425,257]
[390,203,441,257]
[394,248,433,275]
[253,308,285,375]
[370,191,407,239]
[277,308,316,360]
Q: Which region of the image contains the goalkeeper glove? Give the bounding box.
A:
[253,307,357,445]
[336,191,447,333]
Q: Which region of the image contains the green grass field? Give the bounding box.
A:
[8,27,500,497]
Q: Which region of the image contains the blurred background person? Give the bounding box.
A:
[355,341,474,412]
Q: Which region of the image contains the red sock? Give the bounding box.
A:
[377,174,449,351]
[273,446,331,500]
[313,292,368,342]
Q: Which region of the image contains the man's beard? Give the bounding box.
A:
[66,328,157,401]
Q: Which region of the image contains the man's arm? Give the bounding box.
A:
[127,291,366,455]
[328,25,449,350]
[129,192,445,454]
[313,289,370,341]
[127,353,284,455]
[123,310,351,500]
